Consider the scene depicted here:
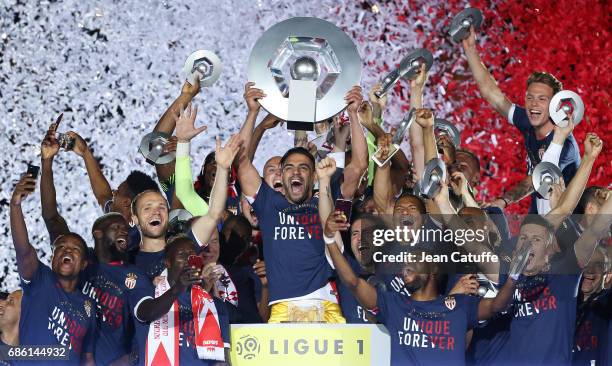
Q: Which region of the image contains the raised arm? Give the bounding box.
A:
[174,103,209,216]
[414,108,437,163]
[10,175,39,281]
[372,134,396,214]
[248,114,281,162]
[317,157,344,254]
[341,86,368,198]
[322,212,377,310]
[191,135,242,244]
[152,80,200,182]
[547,133,602,229]
[237,82,265,197]
[478,276,515,320]
[408,64,428,177]
[67,131,113,208]
[40,122,69,242]
[462,27,512,117]
[573,192,612,268]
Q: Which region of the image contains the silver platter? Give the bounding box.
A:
[549,90,584,127]
[247,17,362,122]
[532,162,562,199]
[138,132,175,165]
[183,50,222,87]
[449,8,483,43]
[434,118,461,147]
[420,158,447,199]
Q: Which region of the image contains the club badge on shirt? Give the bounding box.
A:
[444,296,456,310]
[84,300,92,318]
[125,273,138,290]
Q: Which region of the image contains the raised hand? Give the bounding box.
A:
[461,25,477,51]
[201,263,224,292]
[11,174,37,206]
[375,133,393,165]
[358,101,374,127]
[181,78,201,98]
[215,134,242,170]
[345,85,364,114]
[449,274,479,296]
[410,63,429,91]
[552,114,575,145]
[260,113,282,130]
[177,266,203,291]
[323,211,350,237]
[162,136,178,154]
[244,82,266,113]
[316,156,337,180]
[450,171,469,196]
[333,115,350,146]
[584,133,603,160]
[253,260,268,287]
[65,131,88,157]
[549,180,566,211]
[414,108,434,129]
[175,103,206,142]
[41,120,60,160]
[369,83,387,113]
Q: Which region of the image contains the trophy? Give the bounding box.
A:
[448,8,483,43]
[247,17,362,131]
[183,50,222,86]
[549,90,584,128]
[375,48,434,98]
[419,158,447,199]
[139,132,175,165]
[434,118,461,147]
[168,209,193,236]
[371,108,416,167]
[532,162,562,199]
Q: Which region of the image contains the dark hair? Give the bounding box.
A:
[53,232,89,254]
[125,170,159,199]
[165,234,196,261]
[395,193,426,214]
[280,147,316,170]
[527,72,563,95]
[574,186,604,215]
[455,148,480,171]
[520,215,555,242]
[130,189,168,215]
[92,212,125,233]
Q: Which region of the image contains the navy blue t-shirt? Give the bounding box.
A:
[133,288,232,366]
[250,180,341,303]
[79,255,152,365]
[225,264,264,323]
[19,261,97,365]
[510,105,581,212]
[572,289,611,366]
[376,288,480,366]
[337,255,374,323]
[492,252,582,365]
[133,249,166,280]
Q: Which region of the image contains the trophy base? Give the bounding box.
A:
[286,121,314,131]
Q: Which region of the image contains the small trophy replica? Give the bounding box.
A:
[549,90,584,128]
[183,50,222,86]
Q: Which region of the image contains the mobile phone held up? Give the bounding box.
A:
[26,163,40,179]
[187,255,204,271]
[334,198,353,224]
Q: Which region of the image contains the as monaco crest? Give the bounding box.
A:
[125,273,137,290]
[444,296,456,310]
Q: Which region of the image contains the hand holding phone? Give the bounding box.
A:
[334,198,353,224]
[188,255,204,271]
[26,163,40,179]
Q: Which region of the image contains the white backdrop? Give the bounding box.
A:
[0,0,462,290]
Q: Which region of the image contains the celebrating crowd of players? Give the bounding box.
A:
[2,27,611,366]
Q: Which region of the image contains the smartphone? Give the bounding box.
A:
[187,255,204,270]
[26,163,40,179]
[334,198,353,224]
[371,143,399,167]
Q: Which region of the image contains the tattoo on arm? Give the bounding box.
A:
[503,177,534,203]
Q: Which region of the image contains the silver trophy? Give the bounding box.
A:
[375,49,434,98]
[532,162,562,199]
[139,132,175,165]
[448,8,483,43]
[419,158,447,199]
[434,118,461,147]
[549,90,584,128]
[183,50,222,87]
[247,17,362,131]
[371,108,416,167]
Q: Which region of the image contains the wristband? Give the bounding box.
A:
[509,273,520,281]
[323,234,336,245]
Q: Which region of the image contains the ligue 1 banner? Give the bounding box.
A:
[230,324,391,365]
